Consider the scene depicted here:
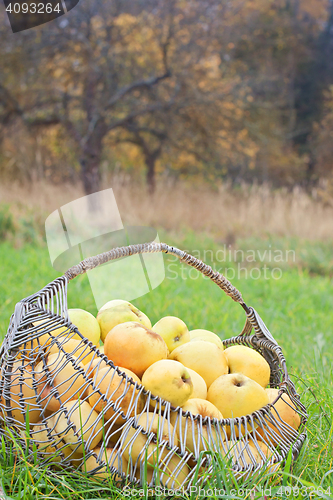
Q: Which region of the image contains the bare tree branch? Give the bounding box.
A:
[107,99,175,130]
[105,71,171,110]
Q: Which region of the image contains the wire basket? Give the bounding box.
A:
[0,242,307,490]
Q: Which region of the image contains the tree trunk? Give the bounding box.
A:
[80,154,101,195]
[80,119,107,196]
[146,155,156,195]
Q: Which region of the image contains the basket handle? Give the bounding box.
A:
[63,242,248,308]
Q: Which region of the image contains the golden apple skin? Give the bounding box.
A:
[54,400,103,453]
[82,445,128,481]
[207,373,269,419]
[169,340,228,388]
[121,412,178,465]
[152,316,190,353]
[104,322,169,378]
[97,303,151,343]
[0,360,42,425]
[88,366,144,424]
[171,398,223,455]
[224,345,270,388]
[189,329,224,349]
[68,309,101,346]
[257,388,301,443]
[35,353,87,412]
[186,368,207,400]
[142,360,193,408]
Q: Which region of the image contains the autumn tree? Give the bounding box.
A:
[0,0,175,194]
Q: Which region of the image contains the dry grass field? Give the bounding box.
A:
[1,178,333,243]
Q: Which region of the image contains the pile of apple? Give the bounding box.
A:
[0,299,301,484]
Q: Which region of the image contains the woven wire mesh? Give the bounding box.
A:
[0,242,308,490]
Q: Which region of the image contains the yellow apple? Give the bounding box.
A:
[35,353,87,412]
[224,345,270,388]
[31,318,66,351]
[207,373,269,423]
[152,317,190,352]
[121,412,178,466]
[84,354,110,379]
[224,439,275,468]
[257,388,301,443]
[54,400,103,453]
[99,300,129,311]
[31,416,83,465]
[32,417,58,456]
[104,322,169,378]
[248,439,274,461]
[224,441,259,467]
[181,398,222,419]
[142,360,193,408]
[135,466,154,484]
[171,398,223,456]
[0,360,42,425]
[32,309,100,351]
[152,454,190,488]
[88,366,144,424]
[102,421,124,448]
[82,445,128,481]
[169,340,228,388]
[97,302,151,343]
[189,329,224,349]
[186,368,207,400]
[49,337,96,366]
[68,309,101,346]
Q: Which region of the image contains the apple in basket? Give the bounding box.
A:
[0,360,42,425]
[169,340,228,388]
[87,365,144,424]
[103,321,168,378]
[32,308,101,350]
[35,352,87,412]
[224,345,271,388]
[189,329,224,349]
[142,359,193,407]
[207,373,269,435]
[97,301,151,343]
[256,388,301,443]
[171,398,223,455]
[151,316,190,352]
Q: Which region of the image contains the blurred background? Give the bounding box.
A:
[1,0,333,245]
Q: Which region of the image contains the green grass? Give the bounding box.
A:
[0,233,333,499]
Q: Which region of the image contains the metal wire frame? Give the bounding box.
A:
[0,242,308,490]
